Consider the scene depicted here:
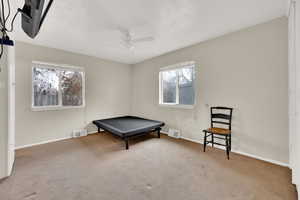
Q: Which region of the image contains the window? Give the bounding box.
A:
[32,62,85,111]
[159,61,195,108]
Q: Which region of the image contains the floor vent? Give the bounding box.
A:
[72,129,88,138]
[168,129,181,138]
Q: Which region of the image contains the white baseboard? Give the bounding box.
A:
[179,135,289,168]
[15,130,289,168]
[87,130,98,134]
[161,130,168,135]
[88,129,105,135]
[15,132,100,150]
[15,130,161,150]
[15,136,72,150]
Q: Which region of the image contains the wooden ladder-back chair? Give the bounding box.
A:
[203,107,233,159]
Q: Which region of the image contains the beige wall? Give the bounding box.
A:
[0,47,8,178]
[15,42,132,147]
[131,17,289,164]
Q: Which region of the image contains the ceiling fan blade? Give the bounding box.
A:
[132,36,154,43]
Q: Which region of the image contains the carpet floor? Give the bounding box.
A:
[0,133,297,200]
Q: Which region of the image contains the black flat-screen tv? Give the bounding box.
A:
[21,0,53,38]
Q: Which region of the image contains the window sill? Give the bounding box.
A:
[31,105,85,112]
[158,104,194,109]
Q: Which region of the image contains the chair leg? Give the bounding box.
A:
[203,132,207,152]
[211,134,214,148]
[226,135,230,160]
[229,134,232,151]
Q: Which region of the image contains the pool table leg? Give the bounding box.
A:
[125,138,129,150]
[157,128,161,138]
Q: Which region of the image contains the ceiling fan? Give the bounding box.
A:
[119,28,154,50]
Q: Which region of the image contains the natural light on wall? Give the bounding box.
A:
[32,61,85,111]
[159,61,195,108]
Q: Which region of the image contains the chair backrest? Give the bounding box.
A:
[210,107,233,130]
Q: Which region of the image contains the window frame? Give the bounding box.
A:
[159,61,196,109]
[31,61,86,111]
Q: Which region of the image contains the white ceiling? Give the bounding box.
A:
[11,0,287,64]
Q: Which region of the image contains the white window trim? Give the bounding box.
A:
[159,61,196,109]
[31,61,86,111]
[160,61,195,71]
[158,103,195,109]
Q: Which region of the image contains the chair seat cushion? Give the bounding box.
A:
[205,127,231,135]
